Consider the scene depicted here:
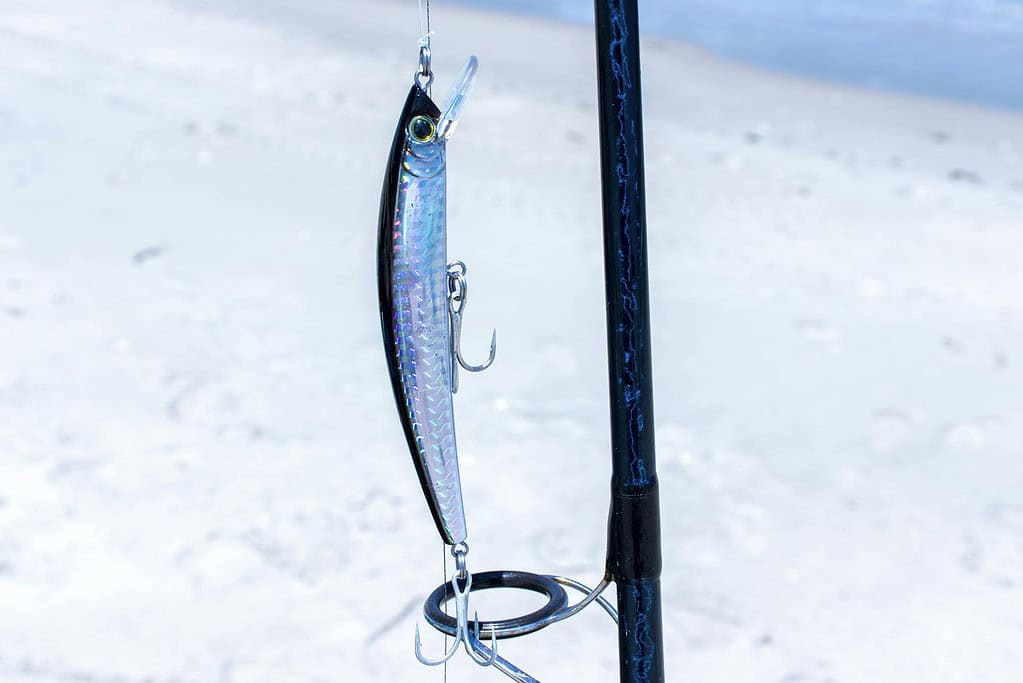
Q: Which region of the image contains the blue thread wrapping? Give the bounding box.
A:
[596,1,665,681]
[608,0,648,487]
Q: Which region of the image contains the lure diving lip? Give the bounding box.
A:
[377,57,479,545]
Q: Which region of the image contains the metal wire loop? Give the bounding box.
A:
[447,262,468,314]
[419,45,432,73]
[451,542,469,579]
[415,68,434,91]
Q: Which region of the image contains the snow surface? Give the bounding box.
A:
[1,1,1022,681]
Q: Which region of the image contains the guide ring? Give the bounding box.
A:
[424,570,569,639]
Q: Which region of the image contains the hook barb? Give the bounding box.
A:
[466,611,498,666]
[414,622,460,666]
[457,328,496,373]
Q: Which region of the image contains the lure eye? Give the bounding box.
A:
[408,115,437,143]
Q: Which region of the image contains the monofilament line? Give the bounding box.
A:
[418,0,431,50]
[442,543,448,683]
[417,0,433,94]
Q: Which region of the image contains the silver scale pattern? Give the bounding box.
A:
[390,133,467,544]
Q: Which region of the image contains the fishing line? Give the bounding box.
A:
[418,0,431,46]
[413,0,433,93]
[442,544,448,683]
[431,4,442,679]
[421,2,444,680]
[416,0,434,93]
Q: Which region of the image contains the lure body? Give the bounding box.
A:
[378,83,466,545]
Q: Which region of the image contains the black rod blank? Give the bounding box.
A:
[593,1,666,681]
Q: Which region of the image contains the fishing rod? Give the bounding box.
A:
[376,1,664,680]
[593,0,666,679]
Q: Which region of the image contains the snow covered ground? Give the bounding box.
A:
[1,1,1021,681]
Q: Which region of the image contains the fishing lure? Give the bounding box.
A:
[377,55,493,547]
[377,23,617,681]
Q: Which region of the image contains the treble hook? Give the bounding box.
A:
[415,545,499,668]
[447,261,496,393]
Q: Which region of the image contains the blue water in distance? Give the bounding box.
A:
[449,0,1023,111]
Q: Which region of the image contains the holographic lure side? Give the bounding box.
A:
[377,83,466,545]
